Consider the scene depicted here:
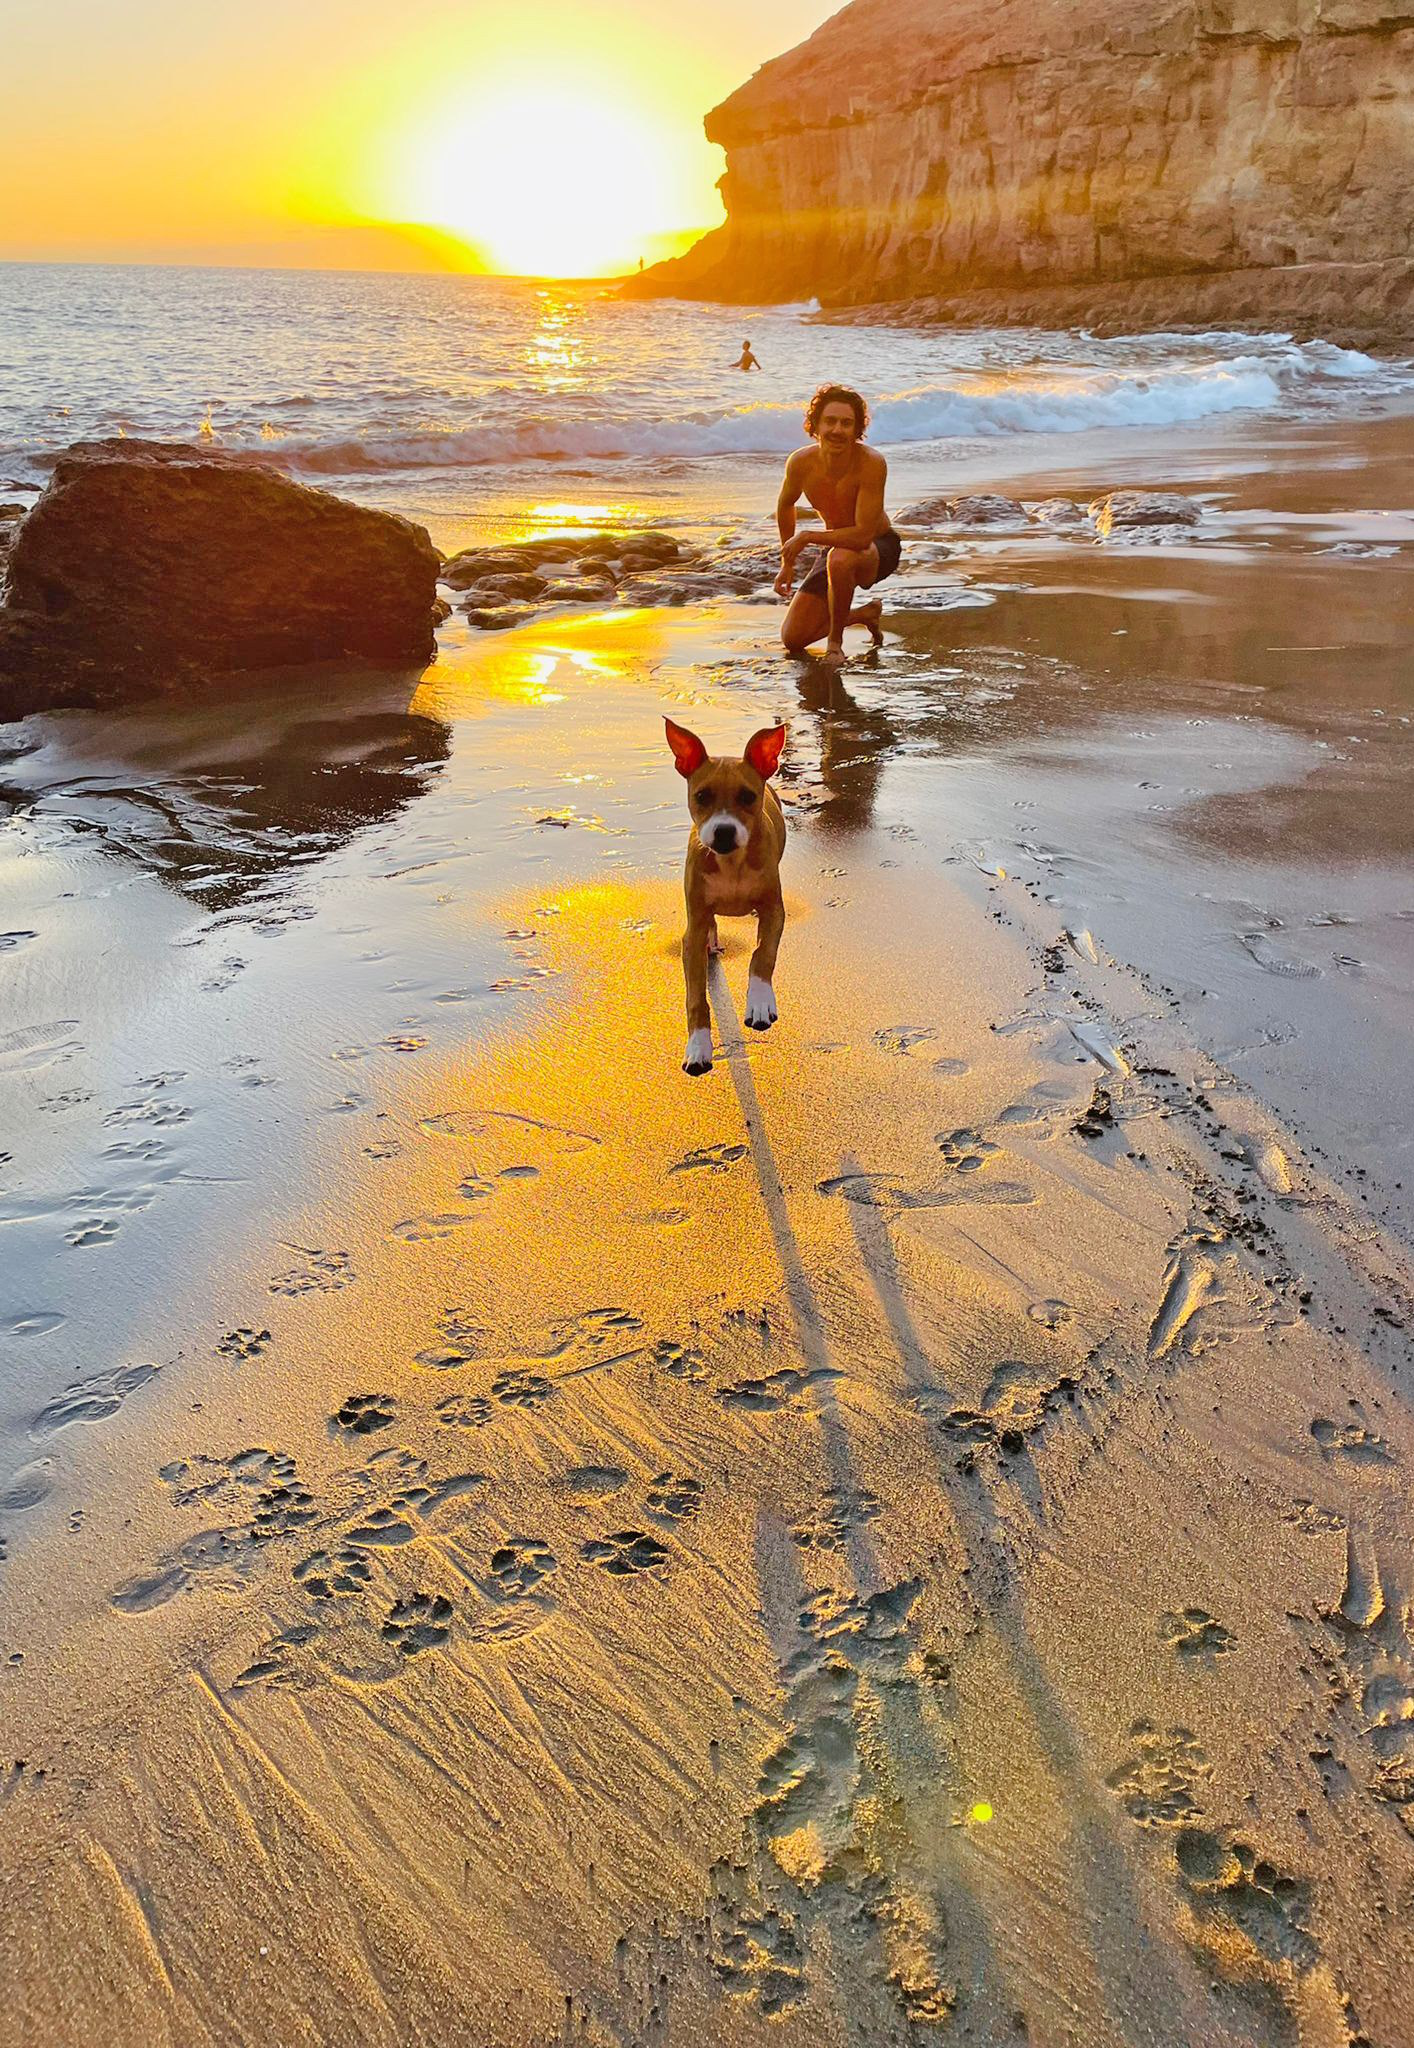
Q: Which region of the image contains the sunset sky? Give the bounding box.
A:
[3,0,832,275]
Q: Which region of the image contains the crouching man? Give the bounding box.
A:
[775,383,901,666]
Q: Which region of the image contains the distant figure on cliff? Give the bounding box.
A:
[775,383,899,666]
[733,340,762,371]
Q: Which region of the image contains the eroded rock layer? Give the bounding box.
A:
[631,0,1414,337]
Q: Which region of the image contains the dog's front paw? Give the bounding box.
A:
[744,975,778,1031]
[683,1028,714,1075]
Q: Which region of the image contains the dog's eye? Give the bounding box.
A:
[738,788,757,806]
[694,791,713,807]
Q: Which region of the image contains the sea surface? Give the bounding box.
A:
[5,263,1414,548]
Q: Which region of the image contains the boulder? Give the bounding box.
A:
[1088,490,1202,536]
[471,572,550,600]
[461,603,538,630]
[440,549,536,588]
[0,440,440,716]
[1029,498,1086,526]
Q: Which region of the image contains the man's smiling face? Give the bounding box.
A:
[816,400,859,452]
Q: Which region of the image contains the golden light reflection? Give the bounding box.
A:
[527,293,583,390]
[373,77,702,277]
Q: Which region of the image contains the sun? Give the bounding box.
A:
[379,80,692,277]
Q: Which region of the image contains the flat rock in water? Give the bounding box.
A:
[902,494,1028,528]
[0,439,440,716]
[1089,490,1202,537]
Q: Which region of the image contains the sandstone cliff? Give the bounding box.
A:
[630,0,1414,339]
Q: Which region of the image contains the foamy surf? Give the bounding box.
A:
[272,339,1393,475]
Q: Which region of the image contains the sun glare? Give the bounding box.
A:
[381,82,695,277]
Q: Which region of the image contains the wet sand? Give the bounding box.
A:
[2,412,1413,2046]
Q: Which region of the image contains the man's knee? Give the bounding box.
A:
[827,546,863,579]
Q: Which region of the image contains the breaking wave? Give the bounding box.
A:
[276,341,1386,475]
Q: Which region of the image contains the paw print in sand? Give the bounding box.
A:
[492,1370,554,1410]
[581,1530,670,1578]
[382,1592,453,1655]
[293,1546,373,1600]
[436,1392,494,1429]
[218,1327,271,1361]
[334,1391,398,1435]
[489,1538,558,1596]
[1159,1608,1236,1660]
[646,1472,703,1521]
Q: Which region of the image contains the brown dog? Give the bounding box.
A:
[665,718,787,1075]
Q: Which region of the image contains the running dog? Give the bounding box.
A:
[665,717,787,1076]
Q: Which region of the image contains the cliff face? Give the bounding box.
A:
[632,0,1414,332]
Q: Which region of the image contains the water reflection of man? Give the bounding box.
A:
[792,659,895,837]
[733,340,762,371]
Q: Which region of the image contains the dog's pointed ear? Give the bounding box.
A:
[664,717,708,779]
[745,724,787,780]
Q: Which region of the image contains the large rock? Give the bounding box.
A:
[0,440,440,716]
[628,0,1414,343]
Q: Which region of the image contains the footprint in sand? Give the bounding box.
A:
[670,1143,748,1176]
[268,1246,354,1296]
[1239,931,1320,979]
[537,1307,644,1362]
[718,1365,843,1413]
[160,1445,304,1510]
[817,1171,1034,1209]
[0,1020,80,1071]
[344,1507,417,1548]
[30,1361,160,1439]
[489,1538,558,1596]
[0,1458,56,1513]
[871,1024,937,1057]
[333,1392,399,1436]
[392,1212,479,1241]
[1027,1298,1074,1331]
[1159,1608,1237,1661]
[435,1392,494,1429]
[789,1486,883,1551]
[1282,1498,1347,1536]
[492,1370,555,1410]
[382,1592,453,1655]
[217,1327,271,1361]
[1310,1416,1395,1465]
[581,1530,671,1578]
[1107,1720,1212,1827]
[562,1464,629,1500]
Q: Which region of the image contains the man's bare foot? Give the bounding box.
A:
[823,640,845,668]
[856,599,884,647]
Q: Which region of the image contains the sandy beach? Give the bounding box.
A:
[2,407,1414,2046]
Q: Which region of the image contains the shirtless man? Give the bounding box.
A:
[733,339,762,371]
[775,383,900,666]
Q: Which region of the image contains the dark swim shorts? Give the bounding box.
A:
[801,525,902,599]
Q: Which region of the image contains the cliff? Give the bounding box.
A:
[629,0,1414,339]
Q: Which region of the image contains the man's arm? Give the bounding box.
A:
[775,456,803,546]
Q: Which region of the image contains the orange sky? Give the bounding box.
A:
[3,0,833,274]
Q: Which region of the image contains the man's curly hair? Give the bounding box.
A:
[804,383,869,439]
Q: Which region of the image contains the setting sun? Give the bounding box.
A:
[375,77,708,277]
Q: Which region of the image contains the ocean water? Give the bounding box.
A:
[4,263,1412,547]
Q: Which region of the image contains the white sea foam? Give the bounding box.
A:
[273,341,1396,475]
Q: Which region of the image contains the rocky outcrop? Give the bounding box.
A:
[0,441,441,717]
[629,0,1414,341]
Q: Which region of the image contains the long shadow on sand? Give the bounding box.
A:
[709,956,1206,2039]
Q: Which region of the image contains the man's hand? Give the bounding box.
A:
[775,532,812,597]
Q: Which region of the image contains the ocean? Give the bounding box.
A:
[4,263,1413,552]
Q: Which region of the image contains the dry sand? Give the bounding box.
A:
[1,417,1413,2046]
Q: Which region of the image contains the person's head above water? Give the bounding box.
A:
[804,383,868,446]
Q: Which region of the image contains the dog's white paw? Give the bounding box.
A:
[744,975,778,1031]
[683,1028,714,1075]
